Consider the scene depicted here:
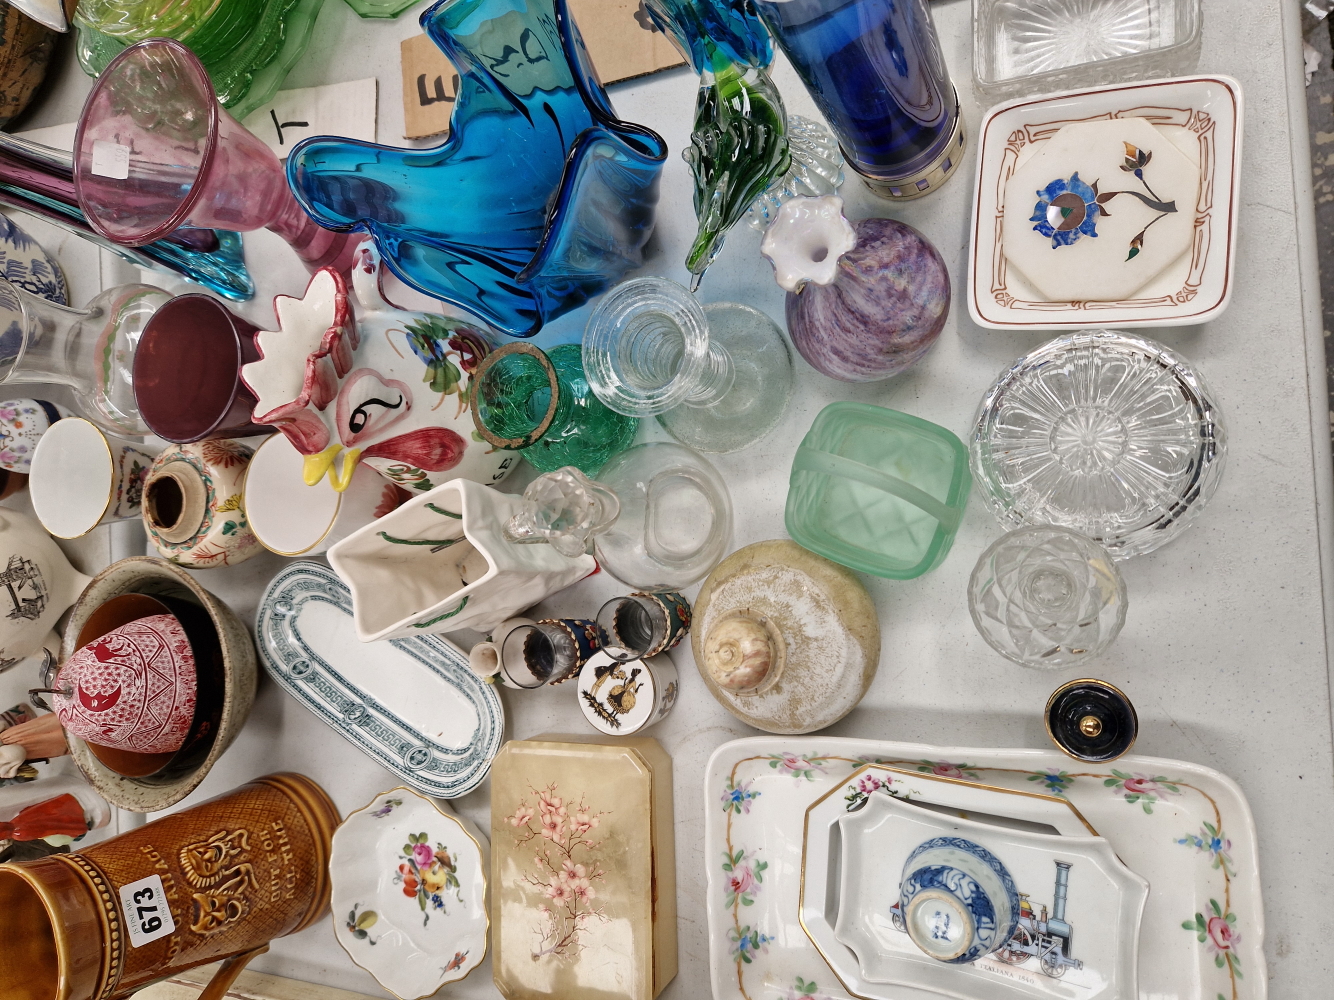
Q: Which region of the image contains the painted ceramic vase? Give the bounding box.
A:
[52,614,196,755]
[496,618,602,689]
[29,418,157,539]
[243,432,407,557]
[577,650,678,736]
[241,248,515,495]
[764,197,950,382]
[142,440,260,569]
[595,592,691,662]
[0,773,338,1000]
[0,216,65,303]
[330,788,489,998]
[898,836,1021,964]
[0,508,91,671]
[0,398,65,474]
[326,477,596,639]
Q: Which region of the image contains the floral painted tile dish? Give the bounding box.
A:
[800,766,1149,1000]
[708,738,1262,1000]
[256,560,504,797]
[968,76,1242,330]
[331,787,488,999]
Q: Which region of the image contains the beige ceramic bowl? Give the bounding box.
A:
[60,556,257,810]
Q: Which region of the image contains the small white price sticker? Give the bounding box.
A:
[90,140,130,180]
[118,874,175,948]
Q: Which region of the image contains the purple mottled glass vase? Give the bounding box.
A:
[786,218,949,382]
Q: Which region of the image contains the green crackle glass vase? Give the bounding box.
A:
[642,0,789,288]
[73,0,325,120]
[470,342,636,478]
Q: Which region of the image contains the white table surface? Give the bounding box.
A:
[7,0,1334,996]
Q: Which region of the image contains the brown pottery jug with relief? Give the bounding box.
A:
[0,772,339,1000]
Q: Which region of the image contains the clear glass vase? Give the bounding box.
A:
[0,277,170,437]
[582,276,793,453]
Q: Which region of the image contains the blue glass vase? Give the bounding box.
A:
[752,0,965,200]
[286,0,668,338]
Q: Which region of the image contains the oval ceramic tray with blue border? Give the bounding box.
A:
[256,561,504,798]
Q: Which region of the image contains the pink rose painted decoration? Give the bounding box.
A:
[53,613,196,754]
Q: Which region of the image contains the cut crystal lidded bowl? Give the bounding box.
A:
[970,330,1226,559]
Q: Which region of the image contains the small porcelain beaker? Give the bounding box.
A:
[577,649,678,735]
[29,417,157,538]
[596,592,691,662]
[497,618,602,689]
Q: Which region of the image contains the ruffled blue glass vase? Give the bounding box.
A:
[286,0,668,338]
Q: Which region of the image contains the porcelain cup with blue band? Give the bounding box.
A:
[898,836,1020,964]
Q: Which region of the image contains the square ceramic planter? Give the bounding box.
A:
[968,75,1242,330]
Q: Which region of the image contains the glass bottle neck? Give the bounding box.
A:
[683,340,735,407]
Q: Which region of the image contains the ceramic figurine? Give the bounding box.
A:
[0,783,110,847]
[0,216,66,303]
[763,196,950,382]
[746,115,846,231]
[0,793,90,845]
[584,277,793,454]
[0,132,254,301]
[503,466,621,558]
[74,0,324,119]
[328,478,596,640]
[0,773,338,1000]
[257,562,504,799]
[244,433,407,557]
[0,276,171,437]
[692,540,878,733]
[1045,678,1138,762]
[60,557,257,812]
[594,442,733,591]
[142,440,261,569]
[577,650,678,736]
[75,40,358,272]
[52,615,196,755]
[0,508,90,671]
[0,4,55,128]
[471,343,637,477]
[490,736,676,1000]
[29,418,157,539]
[596,593,691,662]
[242,251,515,495]
[330,788,489,998]
[286,0,667,337]
[641,0,790,286]
[753,0,966,199]
[495,619,602,689]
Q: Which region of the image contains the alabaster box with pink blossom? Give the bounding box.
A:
[490,735,677,1000]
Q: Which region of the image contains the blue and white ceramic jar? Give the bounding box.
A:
[898,836,1020,964]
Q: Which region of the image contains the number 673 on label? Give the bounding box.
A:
[118,874,177,947]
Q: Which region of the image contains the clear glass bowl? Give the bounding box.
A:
[969,526,1127,668]
[970,330,1226,558]
[973,0,1202,101]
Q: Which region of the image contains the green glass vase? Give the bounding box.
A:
[470,342,636,478]
[74,0,325,120]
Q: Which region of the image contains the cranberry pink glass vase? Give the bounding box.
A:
[74,38,358,274]
[285,0,668,337]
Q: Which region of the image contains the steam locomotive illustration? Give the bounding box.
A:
[890,860,1082,978]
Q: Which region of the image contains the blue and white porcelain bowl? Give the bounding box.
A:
[898,836,1020,964]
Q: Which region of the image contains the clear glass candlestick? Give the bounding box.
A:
[583,276,793,453]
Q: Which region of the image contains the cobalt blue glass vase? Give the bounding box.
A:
[752,0,965,200]
[286,0,668,338]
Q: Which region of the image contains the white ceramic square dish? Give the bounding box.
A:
[968,75,1242,330]
[706,738,1263,1000]
[799,765,1149,1000]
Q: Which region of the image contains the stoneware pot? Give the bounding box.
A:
[0,772,338,1000]
[59,557,257,811]
[762,196,950,382]
[28,417,156,538]
[243,432,407,557]
[898,836,1021,964]
[327,477,595,639]
[240,249,514,496]
[330,787,489,998]
[577,649,678,736]
[142,439,261,568]
[0,507,91,669]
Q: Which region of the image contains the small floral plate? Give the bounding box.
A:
[331,787,489,999]
[969,76,1242,330]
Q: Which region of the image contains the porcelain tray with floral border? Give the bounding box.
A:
[800,764,1148,1000]
[968,75,1242,330]
[708,738,1261,1000]
[331,786,489,999]
[255,560,504,798]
